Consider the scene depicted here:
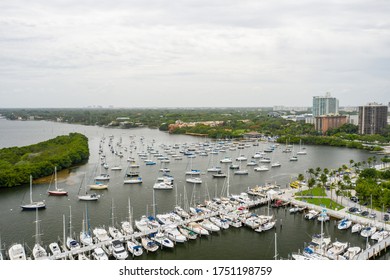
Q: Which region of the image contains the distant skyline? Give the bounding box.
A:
[0,0,389,108]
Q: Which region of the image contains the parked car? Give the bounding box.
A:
[348,207,358,213]
[361,211,369,217]
[368,213,376,219]
[350,196,359,203]
[384,214,389,221]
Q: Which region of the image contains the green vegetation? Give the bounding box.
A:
[355,168,390,210]
[295,187,326,197]
[296,197,344,211]
[0,133,89,187]
[0,108,388,150]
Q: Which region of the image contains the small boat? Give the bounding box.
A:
[351,223,362,233]
[154,178,174,189]
[360,226,377,238]
[209,216,229,230]
[371,230,389,241]
[289,207,300,214]
[174,206,190,219]
[8,243,26,260]
[234,169,249,175]
[259,157,271,163]
[342,247,361,260]
[92,247,109,260]
[66,206,81,251]
[110,165,122,171]
[229,164,240,169]
[89,182,108,190]
[145,160,157,165]
[199,219,220,232]
[212,171,227,178]
[337,218,352,230]
[255,220,276,233]
[124,177,143,184]
[78,173,101,201]
[207,166,222,172]
[254,166,269,172]
[178,226,198,240]
[49,242,61,257]
[326,241,348,260]
[304,210,319,220]
[164,225,187,243]
[289,156,298,161]
[21,176,46,211]
[271,162,281,168]
[220,157,232,163]
[151,232,175,248]
[141,237,159,252]
[48,167,68,196]
[186,177,202,184]
[187,222,209,235]
[111,240,128,260]
[127,239,143,257]
[94,174,110,181]
[236,155,247,161]
[317,214,330,222]
[78,193,100,201]
[246,161,258,166]
[121,198,134,235]
[185,169,201,175]
[93,227,112,243]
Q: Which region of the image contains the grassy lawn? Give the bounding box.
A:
[296,197,344,211]
[295,187,326,197]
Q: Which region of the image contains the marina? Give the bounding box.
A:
[0,119,388,260]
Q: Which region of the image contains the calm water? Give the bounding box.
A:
[0,118,387,259]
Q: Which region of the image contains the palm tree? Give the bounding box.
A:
[297,173,305,182]
[349,159,354,168]
[308,178,316,196]
[308,168,315,178]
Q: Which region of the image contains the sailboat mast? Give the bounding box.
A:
[69,206,72,239]
[54,166,58,191]
[29,175,33,204]
[152,189,156,217]
[35,209,40,245]
[274,232,278,260]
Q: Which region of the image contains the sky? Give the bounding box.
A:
[0,0,389,108]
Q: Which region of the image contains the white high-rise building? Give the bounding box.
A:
[312,92,339,117]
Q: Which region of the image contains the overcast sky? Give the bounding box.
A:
[0,0,389,108]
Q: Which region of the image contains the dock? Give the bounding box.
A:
[356,236,390,260]
[49,196,269,260]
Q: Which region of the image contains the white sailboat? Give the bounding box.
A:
[78,173,100,201]
[48,166,68,196]
[141,237,159,252]
[297,139,307,155]
[121,198,134,235]
[21,175,46,210]
[127,238,143,257]
[66,206,81,251]
[151,231,175,248]
[79,207,93,246]
[108,199,123,240]
[49,242,61,257]
[32,209,48,260]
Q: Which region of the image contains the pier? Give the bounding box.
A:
[49,197,269,260]
[356,236,390,260]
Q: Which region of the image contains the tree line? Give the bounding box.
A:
[0,133,89,187]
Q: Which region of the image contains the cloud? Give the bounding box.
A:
[0,0,389,107]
